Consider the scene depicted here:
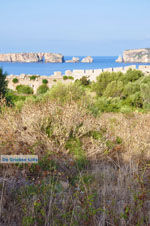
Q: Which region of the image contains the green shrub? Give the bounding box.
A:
[93,72,114,96]
[16,85,33,94]
[103,81,124,97]
[80,76,90,86]
[42,79,48,84]
[30,75,38,80]
[140,83,150,109]
[5,89,27,104]
[122,69,144,84]
[120,105,132,113]
[12,78,19,84]
[123,82,140,97]
[53,79,57,82]
[65,138,87,170]
[0,68,7,98]
[47,82,85,104]
[89,97,120,115]
[125,92,143,108]
[140,75,150,84]
[68,76,74,80]
[63,75,68,80]
[37,84,49,95]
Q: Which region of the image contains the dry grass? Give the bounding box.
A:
[0,98,150,225]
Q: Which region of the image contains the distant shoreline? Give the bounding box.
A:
[1,56,150,76]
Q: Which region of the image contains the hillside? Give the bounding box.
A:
[0,69,150,225]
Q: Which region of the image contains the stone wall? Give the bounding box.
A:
[64,65,136,81]
[6,65,150,93]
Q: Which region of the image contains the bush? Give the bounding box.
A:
[16,85,33,94]
[5,89,27,105]
[93,72,114,96]
[30,75,38,80]
[42,79,48,84]
[0,68,7,98]
[68,76,74,80]
[80,76,90,86]
[53,79,57,82]
[89,97,120,115]
[122,69,144,84]
[47,82,85,104]
[37,84,49,95]
[12,78,19,84]
[123,82,140,97]
[63,75,68,80]
[140,83,150,108]
[103,81,124,97]
[125,92,143,108]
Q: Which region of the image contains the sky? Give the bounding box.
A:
[0,0,150,56]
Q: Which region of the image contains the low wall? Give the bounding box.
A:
[6,65,150,93]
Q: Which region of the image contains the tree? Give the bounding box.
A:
[0,68,8,98]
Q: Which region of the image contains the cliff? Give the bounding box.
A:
[0,52,64,63]
[116,48,150,63]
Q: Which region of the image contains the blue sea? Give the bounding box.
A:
[1,56,150,76]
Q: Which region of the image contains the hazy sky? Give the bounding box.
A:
[1,0,150,56]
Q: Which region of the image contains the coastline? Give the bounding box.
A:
[2,56,150,76]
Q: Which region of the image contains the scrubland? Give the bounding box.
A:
[0,69,150,225]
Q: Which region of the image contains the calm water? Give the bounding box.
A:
[1,56,150,76]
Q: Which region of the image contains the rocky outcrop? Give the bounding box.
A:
[0,52,64,63]
[81,56,93,63]
[44,53,64,63]
[116,48,150,63]
[66,57,80,63]
[116,56,123,63]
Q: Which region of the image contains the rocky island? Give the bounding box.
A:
[0,53,94,63]
[66,57,80,63]
[116,48,150,63]
[0,52,64,63]
[81,56,93,63]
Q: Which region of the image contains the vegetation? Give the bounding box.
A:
[16,84,33,94]
[90,69,150,114]
[42,79,48,84]
[0,68,7,98]
[30,75,39,80]
[12,78,19,83]
[63,75,74,80]
[37,84,49,94]
[1,69,150,225]
[80,75,90,86]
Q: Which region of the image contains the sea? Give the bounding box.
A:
[1,56,150,76]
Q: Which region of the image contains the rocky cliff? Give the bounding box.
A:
[116,48,150,63]
[44,53,64,63]
[0,52,64,63]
